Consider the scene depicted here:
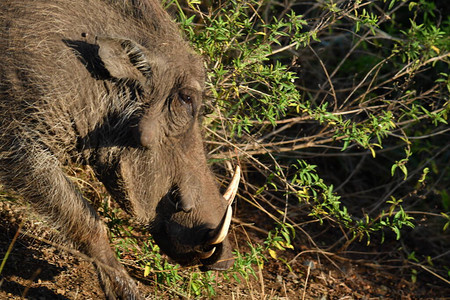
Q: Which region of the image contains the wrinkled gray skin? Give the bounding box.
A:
[0,0,234,299]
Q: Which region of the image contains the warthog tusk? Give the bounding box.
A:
[223,165,241,206]
[209,205,232,245]
[209,166,240,245]
[198,246,216,259]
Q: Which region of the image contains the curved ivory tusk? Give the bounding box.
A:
[223,165,241,206]
[208,166,240,245]
[198,247,216,259]
[209,205,232,245]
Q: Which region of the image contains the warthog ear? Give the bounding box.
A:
[96,36,152,83]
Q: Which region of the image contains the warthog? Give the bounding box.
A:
[0,0,240,299]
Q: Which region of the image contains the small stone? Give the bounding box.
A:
[302,260,315,269]
[276,274,283,283]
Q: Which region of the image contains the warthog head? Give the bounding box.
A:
[89,36,239,270]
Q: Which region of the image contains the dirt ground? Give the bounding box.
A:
[1,198,449,300]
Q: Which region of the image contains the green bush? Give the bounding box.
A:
[163,0,449,290]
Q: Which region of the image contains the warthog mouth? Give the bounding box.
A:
[152,166,240,268]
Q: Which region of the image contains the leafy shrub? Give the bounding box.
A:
[163,0,449,290]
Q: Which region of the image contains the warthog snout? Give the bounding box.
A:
[152,166,240,269]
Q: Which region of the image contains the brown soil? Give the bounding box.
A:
[1,199,449,300]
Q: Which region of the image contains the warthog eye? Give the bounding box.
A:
[177,92,195,116]
[179,93,192,104]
